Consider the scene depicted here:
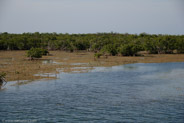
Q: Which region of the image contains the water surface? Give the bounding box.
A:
[0,62,184,122]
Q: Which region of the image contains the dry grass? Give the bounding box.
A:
[0,50,184,82]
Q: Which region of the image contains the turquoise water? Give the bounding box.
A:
[0,62,184,122]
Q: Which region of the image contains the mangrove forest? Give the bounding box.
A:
[0,32,184,56]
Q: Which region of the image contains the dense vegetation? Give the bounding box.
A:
[0,32,184,56]
[27,48,49,59]
[0,72,6,85]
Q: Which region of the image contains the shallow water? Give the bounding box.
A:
[0,62,184,122]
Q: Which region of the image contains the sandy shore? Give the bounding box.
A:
[0,50,184,82]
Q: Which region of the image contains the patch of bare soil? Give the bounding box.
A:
[0,50,184,83]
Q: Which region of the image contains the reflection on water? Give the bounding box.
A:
[70,63,89,65]
[42,59,63,65]
[42,59,89,66]
[0,62,184,122]
[141,68,184,80]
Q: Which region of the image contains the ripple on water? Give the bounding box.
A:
[0,62,184,122]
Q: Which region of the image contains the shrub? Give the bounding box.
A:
[74,40,89,50]
[94,53,102,58]
[0,72,6,79]
[101,44,118,56]
[27,48,46,59]
[118,44,142,56]
[0,72,6,83]
[41,49,49,55]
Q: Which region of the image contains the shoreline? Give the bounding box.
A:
[0,50,184,83]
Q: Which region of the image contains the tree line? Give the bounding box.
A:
[0,32,184,56]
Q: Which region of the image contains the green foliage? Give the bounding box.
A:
[175,38,184,53]
[0,72,6,79]
[0,32,184,56]
[66,43,75,52]
[40,49,49,55]
[27,48,45,59]
[118,44,142,56]
[144,39,158,54]
[74,40,90,50]
[94,53,102,58]
[0,72,6,83]
[101,44,118,56]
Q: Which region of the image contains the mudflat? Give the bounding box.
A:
[0,50,184,82]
